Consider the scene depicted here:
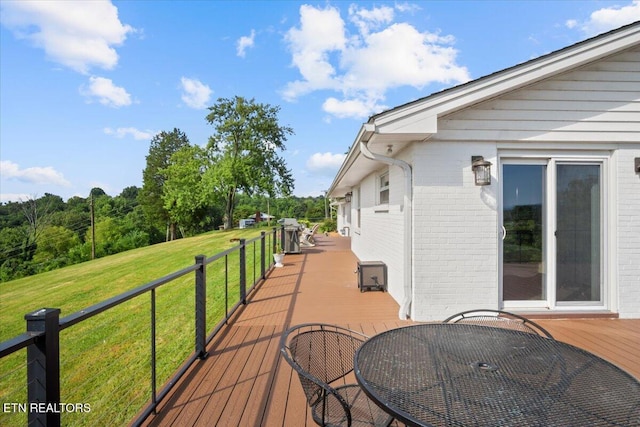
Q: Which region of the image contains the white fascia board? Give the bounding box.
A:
[375,114,437,135]
[327,125,367,198]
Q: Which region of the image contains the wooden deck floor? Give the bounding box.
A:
[141,234,640,427]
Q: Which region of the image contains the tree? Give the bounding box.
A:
[0,226,29,267]
[90,187,106,198]
[19,194,65,262]
[32,225,80,268]
[119,186,139,201]
[161,145,211,238]
[139,129,191,240]
[204,96,294,229]
[85,217,121,257]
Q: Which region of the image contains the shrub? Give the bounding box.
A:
[320,218,336,233]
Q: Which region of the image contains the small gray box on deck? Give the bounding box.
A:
[357,261,387,292]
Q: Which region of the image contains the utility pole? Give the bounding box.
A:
[267,197,270,227]
[323,191,328,219]
[90,193,96,259]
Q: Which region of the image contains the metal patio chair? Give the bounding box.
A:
[280,323,394,427]
[443,309,554,339]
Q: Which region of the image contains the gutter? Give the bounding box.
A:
[359,124,413,319]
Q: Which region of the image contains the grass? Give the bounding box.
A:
[0,227,277,426]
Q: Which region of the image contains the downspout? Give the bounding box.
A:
[359,127,413,319]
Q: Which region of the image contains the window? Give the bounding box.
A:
[354,188,361,228]
[379,172,389,204]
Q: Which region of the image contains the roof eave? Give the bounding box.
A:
[327,21,640,199]
[373,21,640,130]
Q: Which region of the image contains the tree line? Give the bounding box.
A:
[0,96,335,282]
[0,189,330,281]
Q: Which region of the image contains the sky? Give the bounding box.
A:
[1,1,639,203]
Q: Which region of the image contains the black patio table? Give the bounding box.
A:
[354,323,640,427]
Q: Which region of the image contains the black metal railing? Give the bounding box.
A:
[0,228,279,427]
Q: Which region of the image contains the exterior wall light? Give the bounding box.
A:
[472,156,492,186]
[635,157,640,173]
[344,192,352,203]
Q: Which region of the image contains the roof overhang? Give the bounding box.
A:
[327,21,640,199]
[328,120,436,198]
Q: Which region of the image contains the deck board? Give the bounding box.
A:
[141,234,640,427]
[537,318,640,378]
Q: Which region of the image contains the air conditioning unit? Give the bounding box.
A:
[357,261,387,292]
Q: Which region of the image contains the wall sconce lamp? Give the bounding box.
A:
[387,145,393,155]
[472,156,492,186]
[635,157,640,174]
[344,192,352,203]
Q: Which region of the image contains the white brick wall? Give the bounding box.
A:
[411,142,498,321]
[350,142,639,320]
[351,162,407,304]
[617,148,640,318]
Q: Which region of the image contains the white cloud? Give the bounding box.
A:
[180,77,212,109]
[282,4,470,119]
[282,5,347,99]
[0,160,71,187]
[342,23,468,92]
[0,193,32,203]
[306,152,346,171]
[237,29,256,57]
[80,76,132,107]
[394,2,421,14]
[0,0,135,74]
[104,127,157,140]
[348,4,394,35]
[569,0,640,36]
[565,19,578,30]
[322,97,387,119]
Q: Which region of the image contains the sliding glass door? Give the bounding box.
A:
[556,164,601,303]
[501,159,604,308]
[502,164,546,303]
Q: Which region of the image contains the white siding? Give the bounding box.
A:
[437,48,640,143]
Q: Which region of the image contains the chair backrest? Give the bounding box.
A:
[280,324,367,412]
[442,309,554,339]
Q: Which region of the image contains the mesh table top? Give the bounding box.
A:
[354,324,640,427]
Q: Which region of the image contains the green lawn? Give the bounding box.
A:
[0,227,276,426]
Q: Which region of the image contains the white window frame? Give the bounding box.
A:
[499,150,611,312]
[378,170,389,205]
[354,187,361,230]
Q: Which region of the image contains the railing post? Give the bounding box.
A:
[260,231,266,279]
[25,307,61,427]
[239,239,246,304]
[272,227,277,257]
[280,225,285,252]
[195,255,208,359]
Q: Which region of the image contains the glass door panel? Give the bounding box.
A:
[556,164,601,303]
[502,165,546,301]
